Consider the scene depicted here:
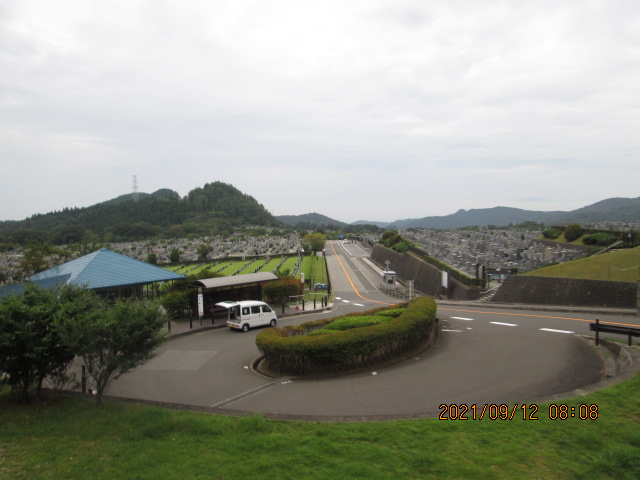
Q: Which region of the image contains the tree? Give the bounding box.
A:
[0,284,95,402]
[161,291,190,319]
[564,224,584,242]
[197,244,213,262]
[169,249,181,263]
[263,276,304,304]
[304,233,326,252]
[147,252,158,265]
[58,298,168,406]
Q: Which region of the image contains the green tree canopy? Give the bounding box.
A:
[304,233,326,252]
[57,298,168,406]
[564,224,584,242]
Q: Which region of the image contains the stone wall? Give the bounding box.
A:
[370,246,481,300]
[491,276,637,308]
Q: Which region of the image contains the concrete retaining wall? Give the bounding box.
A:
[370,244,637,308]
[370,246,481,300]
[491,276,637,308]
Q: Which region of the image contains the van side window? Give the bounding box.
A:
[251,306,261,314]
[262,305,272,313]
[242,307,250,316]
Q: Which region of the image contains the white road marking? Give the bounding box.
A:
[490,322,519,327]
[342,299,351,303]
[354,303,365,307]
[442,329,463,332]
[540,328,575,334]
[451,317,474,321]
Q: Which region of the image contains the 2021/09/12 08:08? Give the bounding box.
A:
[439,404,599,420]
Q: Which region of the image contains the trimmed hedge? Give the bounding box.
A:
[255,296,437,375]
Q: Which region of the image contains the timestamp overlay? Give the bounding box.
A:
[439,404,599,420]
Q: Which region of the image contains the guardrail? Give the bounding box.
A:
[590,319,640,346]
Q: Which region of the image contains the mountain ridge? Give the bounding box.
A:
[1,181,638,246]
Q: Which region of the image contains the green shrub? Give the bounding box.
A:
[307,329,339,337]
[255,297,437,375]
[564,224,584,242]
[583,233,618,246]
[543,228,561,239]
[323,315,390,331]
[376,308,404,318]
[391,241,409,253]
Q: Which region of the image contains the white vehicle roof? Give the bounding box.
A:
[215,300,268,309]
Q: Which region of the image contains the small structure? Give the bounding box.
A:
[382,270,397,285]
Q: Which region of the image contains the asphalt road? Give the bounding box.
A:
[104,241,639,420]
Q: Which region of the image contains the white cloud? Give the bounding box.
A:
[1,0,639,222]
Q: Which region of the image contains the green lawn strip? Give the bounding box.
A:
[184,263,216,276]
[2,371,639,479]
[524,246,640,282]
[231,258,262,275]
[262,258,284,273]
[278,256,300,275]
[308,254,328,285]
[215,260,247,276]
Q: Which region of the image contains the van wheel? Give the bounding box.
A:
[242,324,250,332]
[270,319,277,327]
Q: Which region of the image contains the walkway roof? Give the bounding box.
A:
[193,272,278,290]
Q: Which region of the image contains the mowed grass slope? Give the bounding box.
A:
[1,370,639,479]
[524,246,640,282]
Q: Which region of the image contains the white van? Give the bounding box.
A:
[215,300,277,332]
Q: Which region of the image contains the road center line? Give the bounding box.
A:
[329,241,394,305]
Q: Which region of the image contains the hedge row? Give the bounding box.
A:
[255,296,437,376]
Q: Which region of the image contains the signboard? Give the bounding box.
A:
[197,293,204,319]
[441,271,449,289]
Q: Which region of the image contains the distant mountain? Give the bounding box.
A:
[277,212,346,227]
[363,198,640,229]
[352,220,391,228]
[555,197,640,224]
[386,207,565,229]
[97,189,180,206]
[0,182,282,245]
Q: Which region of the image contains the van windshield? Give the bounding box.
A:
[262,305,272,313]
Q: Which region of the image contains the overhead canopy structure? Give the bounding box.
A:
[25,248,185,297]
[192,272,278,290]
[191,272,279,318]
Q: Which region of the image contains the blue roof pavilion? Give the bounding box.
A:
[25,248,185,297]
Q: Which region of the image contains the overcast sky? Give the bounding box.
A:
[1,1,638,224]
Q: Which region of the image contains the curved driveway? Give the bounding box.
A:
[105,241,637,420]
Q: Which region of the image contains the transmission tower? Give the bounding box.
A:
[132,175,139,202]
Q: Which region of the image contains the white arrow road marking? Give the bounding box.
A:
[539,328,575,334]
[490,322,519,327]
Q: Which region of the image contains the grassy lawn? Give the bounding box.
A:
[524,246,640,282]
[1,369,639,479]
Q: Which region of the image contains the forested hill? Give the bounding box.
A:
[0,182,281,245]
